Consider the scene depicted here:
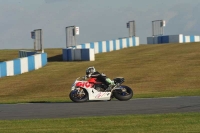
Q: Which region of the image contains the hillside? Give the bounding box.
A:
[0,43,200,103]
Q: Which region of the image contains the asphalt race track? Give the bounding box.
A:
[0,96,200,120]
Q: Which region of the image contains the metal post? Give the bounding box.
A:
[152,20,165,37]
[33,29,43,52]
[66,26,77,48]
[127,20,136,37]
[152,21,154,36]
[40,29,43,52]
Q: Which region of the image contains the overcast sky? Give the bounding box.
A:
[0,0,200,49]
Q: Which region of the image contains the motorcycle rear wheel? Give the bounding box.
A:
[69,89,89,102]
[113,85,133,101]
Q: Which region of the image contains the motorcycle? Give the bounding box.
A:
[69,76,133,102]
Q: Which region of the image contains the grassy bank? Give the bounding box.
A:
[0,43,200,103]
[0,113,199,133]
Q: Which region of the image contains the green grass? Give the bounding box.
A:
[0,44,200,132]
[0,43,200,103]
[0,49,21,62]
[0,113,199,133]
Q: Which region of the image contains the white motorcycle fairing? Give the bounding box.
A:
[71,80,111,101]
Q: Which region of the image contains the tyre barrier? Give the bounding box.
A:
[0,52,47,78]
[19,50,37,58]
[63,48,95,61]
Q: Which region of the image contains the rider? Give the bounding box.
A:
[85,66,115,90]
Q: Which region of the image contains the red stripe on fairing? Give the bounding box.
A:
[76,81,93,88]
[88,78,97,83]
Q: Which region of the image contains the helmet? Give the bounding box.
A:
[86,66,96,75]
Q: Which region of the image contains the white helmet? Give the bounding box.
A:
[86,66,96,75]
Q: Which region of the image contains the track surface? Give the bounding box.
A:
[0,96,200,120]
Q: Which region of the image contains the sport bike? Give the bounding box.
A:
[69,76,133,102]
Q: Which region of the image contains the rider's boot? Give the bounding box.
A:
[105,81,115,91]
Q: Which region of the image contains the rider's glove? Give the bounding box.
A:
[101,73,106,76]
[87,74,91,78]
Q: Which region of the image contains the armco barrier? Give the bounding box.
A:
[0,53,47,78]
[63,48,95,61]
[147,34,200,44]
[75,36,139,54]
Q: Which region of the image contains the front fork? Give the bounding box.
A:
[74,87,86,97]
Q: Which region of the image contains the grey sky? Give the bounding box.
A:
[0,0,200,49]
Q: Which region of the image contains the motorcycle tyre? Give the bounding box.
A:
[113,85,133,101]
[69,89,89,103]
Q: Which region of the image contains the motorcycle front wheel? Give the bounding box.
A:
[69,89,89,102]
[113,85,133,101]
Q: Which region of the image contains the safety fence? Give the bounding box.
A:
[0,52,47,78]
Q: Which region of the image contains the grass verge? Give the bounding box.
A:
[0,43,200,103]
[0,113,199,133]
